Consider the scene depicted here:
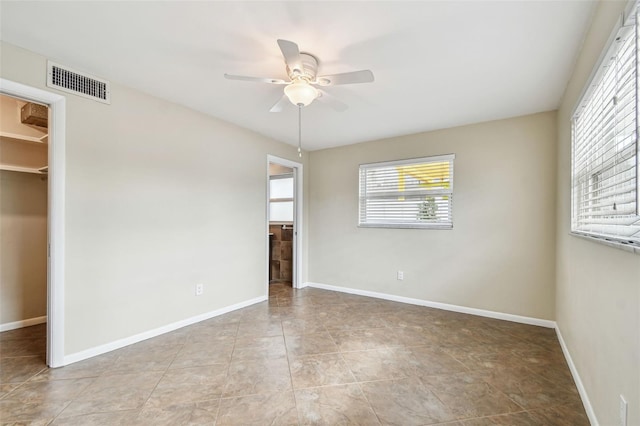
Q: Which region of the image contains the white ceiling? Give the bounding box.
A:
[0,1,595,151]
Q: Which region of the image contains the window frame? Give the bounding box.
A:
[269,173,294,224]
[358,154,455,230]
[570,3,640,251]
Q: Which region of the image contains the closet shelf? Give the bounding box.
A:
[0,131,48,145]
[0,164,48,174]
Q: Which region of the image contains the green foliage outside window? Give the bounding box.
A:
[417,197,437,220]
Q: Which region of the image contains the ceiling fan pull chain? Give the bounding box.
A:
[298,105,302,157]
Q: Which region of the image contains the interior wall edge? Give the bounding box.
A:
[62,295,266,367]
[554,0,640,424]
[305,282,556,328]
[555,324,600,426]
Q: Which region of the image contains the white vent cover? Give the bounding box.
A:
[46,61,110,104]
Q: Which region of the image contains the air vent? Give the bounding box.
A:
[46,61,110,104]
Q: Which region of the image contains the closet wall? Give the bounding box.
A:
[0,94,48,327]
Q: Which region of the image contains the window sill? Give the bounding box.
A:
[570,232,640,255]
[359,223,453,230]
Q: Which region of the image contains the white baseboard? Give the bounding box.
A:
[64,295,267,366]
[555,326,599,426]
[304,282,556,328]
[0,315,47,332]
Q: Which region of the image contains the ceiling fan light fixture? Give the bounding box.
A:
[284,81,318,106]
[225,39,374,112]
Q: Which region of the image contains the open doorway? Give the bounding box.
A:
[266,155,303,294]
[0,93,49,366]
[268,164,294,287]
[1,79,66,368]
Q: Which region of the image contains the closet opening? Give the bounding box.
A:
[0,93,49,364]
[1,78,66,368]
[266,155,303,294]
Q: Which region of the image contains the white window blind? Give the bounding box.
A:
[571,7,640,247]
[359,154,454,229]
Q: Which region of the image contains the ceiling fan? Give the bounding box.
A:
[224,39,375,112]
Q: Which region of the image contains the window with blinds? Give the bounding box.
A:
[571,8,640,247]
[359,154,455,229]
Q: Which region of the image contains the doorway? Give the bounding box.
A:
[266,155,303,293]
[0,94,49,367]
[1,78,66,368]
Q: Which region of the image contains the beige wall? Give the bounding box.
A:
[0,171,48,324]
[0,42,307,355]
[308,111,557,320]
[556,1,640,425]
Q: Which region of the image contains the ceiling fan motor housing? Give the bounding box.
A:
[288,53,319,82]
[224,39,374,112]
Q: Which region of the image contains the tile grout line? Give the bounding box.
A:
[282,319,303,426]
[354,380,384,425]
[133,323,202,422]
[330,325,385,425]
[45,373,97,424]
[0,287,590,425]
[276,284,304,425]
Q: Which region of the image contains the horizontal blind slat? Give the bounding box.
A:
[360,156,454,228]
[571,16,639,245]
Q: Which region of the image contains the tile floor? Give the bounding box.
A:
[0,284,589,425]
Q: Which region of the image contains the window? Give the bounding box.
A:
[269,174,294,222]
[571,6,640,247]
[359,154,454,229]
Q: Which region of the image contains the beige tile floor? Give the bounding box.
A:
[0,284,589,425]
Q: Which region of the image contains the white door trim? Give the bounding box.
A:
[266,155,303,289]
[0,78,66,368]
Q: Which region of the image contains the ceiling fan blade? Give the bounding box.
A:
[224,74,288,84]
[315,70,374,86]
[317,90,348,112]
[277,39,303,75]
[270,95,290,113]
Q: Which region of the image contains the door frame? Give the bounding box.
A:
[266,155,303,290]
[1,78,66,368]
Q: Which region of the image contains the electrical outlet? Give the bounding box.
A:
[397,271,404,280]
[195,283,203,296]
[620,395,627,426]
